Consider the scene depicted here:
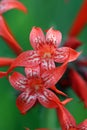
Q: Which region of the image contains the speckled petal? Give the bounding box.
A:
[46,27,62,47]
[77,119,87,130]
[7,50,40,74]
[9,72,28,91]
[56,104,76,130]
[30,27,45,50]
[54,47,81,63]
[42,62,67,88]
[16,90,36,114]
[25,66,40,78]
[40,59,55,73]
[38,88,60,108]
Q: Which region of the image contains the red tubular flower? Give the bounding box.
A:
[57,104,76,130]
[69,0,87,36]
[57,104,87,130]
[0,71,7,78]
[7,27,80,74]
[9,63,67,114]
[0,0,27,55]
[0,57,14,66]
[69,69,87,107]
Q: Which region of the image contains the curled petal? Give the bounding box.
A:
[0,0,27,14]
[54,47,81,63]
[16,91,36,114]
[7,50,40,74]
[0,15,23,55]
[46,27,62,47]
[30,27,45,50]
[9,72,28,91]
[25,66,40,78]
[56,104,76,130]
[62,98,73,105]
[50,86,67,97]
[69,69,87,107]
[63,37,82,49]
[77,119,87,130]
[42,62,67,88]
[40,59,55,73]
[0,57,14,67]
[38,88,60,108]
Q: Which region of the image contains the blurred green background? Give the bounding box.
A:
[0,0,87,129]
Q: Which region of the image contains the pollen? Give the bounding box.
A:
[34,85,39,90]
[29,78,43,91]
[43,52,51,58]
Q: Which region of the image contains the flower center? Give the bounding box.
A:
[29,78,43,91]
[38,44,55,59]
[43,52,51,58]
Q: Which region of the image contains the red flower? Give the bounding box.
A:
[69,69,87,107]
[57,104,87,130]
[0,0,27,55]
[9,62,67,114]
[69,0,87,36]
[7,27,80,74]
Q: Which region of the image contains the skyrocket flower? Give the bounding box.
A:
[0,0,27,55]
[57,104,87,130]
[9,62,67,114]
[7,27,80,74]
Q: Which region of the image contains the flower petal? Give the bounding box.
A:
[56,104,76,130]
[69,69,87,107]
[7,50,40,74]
[0,0,27,14]
[16,90,37,114]
[25,66,40,78]
[0,15,23,55]
[9,72,28,91]
[54,47,81,63]
[30,27,45,50]
[0,57,14,67]
[63,37,82,49]
[42,62,67,88]
[46,27,62,47]
[40,59,55,73]
[38,88,60,108]
[77,119,87,130]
